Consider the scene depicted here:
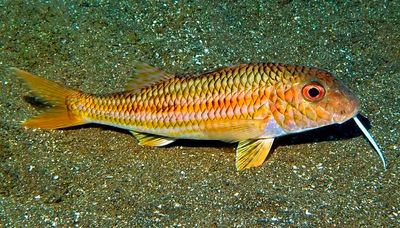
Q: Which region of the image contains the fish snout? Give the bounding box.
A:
[330,89,360,123]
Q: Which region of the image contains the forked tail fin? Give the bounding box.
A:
[11,67,84,129]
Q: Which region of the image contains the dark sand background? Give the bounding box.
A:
[1,1,399,226]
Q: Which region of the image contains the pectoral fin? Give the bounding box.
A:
[203,119,266,142]
[130,131,176,147]
[236,138,274,171]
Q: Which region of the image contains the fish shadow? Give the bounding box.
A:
[61,122,368,154]
[103,115,370,155]
[275,115,368,148]
[173,115,370,153]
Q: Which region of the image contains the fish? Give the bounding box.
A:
[10,63,387,171]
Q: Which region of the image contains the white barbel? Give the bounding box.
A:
[353,116,387,170]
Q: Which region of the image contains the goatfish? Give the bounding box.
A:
[10,63,387,171]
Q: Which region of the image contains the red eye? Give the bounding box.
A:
[302,82,325,101]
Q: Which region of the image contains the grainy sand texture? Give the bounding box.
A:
[1,1,399,226]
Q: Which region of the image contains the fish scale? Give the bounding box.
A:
[67,64,305,137]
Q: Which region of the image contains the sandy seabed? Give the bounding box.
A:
[1,1,399,226]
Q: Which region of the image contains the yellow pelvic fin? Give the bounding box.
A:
[130,131,176,147]
[126,62,174,92]
[11,67,84,129]
[236,138,274,171]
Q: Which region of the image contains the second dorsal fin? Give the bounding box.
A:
[126,62,174,92]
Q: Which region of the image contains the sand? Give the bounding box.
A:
[1,1,399,226]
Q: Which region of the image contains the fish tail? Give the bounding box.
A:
[11,67,84,129]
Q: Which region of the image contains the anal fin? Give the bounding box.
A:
[130,131,176,147]
[236,138,274,171]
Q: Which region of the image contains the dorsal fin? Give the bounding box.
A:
[126,62,174,92]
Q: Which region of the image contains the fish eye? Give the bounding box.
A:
[302,82,325,102]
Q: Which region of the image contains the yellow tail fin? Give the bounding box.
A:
[11,67,84,129]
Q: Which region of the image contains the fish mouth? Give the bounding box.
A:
[334,106,359,124]
[332,92,360,124]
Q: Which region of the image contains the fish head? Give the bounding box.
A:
[303,68,360,123]
[272,67,360,134]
